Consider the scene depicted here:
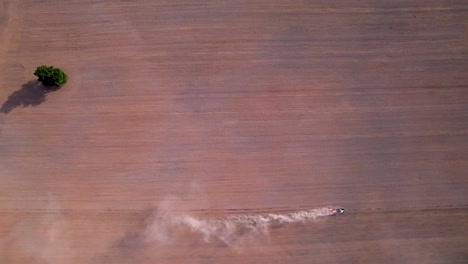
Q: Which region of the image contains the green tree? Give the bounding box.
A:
[34,65,68,87]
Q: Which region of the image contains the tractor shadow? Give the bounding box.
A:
[1,80,58,114]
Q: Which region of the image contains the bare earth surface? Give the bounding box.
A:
[1,0,467,263]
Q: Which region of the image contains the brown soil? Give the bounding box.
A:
[1,0,467,263]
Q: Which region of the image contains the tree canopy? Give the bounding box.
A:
[34,65,68,87]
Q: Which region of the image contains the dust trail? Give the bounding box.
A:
[180,207,337,245]
[145,206,339,247]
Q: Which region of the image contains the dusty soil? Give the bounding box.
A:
[1,0,467,263]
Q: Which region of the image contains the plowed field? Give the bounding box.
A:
[1,1,467,263]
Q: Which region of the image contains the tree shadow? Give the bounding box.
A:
[1,80,58,114]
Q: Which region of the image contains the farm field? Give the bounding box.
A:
[1,1,467,263]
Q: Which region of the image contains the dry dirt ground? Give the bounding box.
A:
[1,0,468,263]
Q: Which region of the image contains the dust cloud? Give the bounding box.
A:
[0,194,339,263]
[0,198,72,264]
[144,203,337,247]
